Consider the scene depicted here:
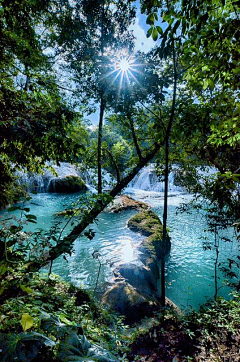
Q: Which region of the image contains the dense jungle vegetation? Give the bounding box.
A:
[0,0,239,361]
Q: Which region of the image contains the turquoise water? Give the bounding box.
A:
[128,189,239,309]
[3,191,238,310]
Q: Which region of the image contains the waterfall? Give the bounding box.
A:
[18,172,48,193]
[17,162,84,193]
[128,164,184,193]
[18,163,186,193]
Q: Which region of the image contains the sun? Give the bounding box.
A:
[101,53,142,94]
[115,56,135,74]
[118,58,131,72]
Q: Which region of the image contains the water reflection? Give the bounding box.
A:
[116,236,135,263]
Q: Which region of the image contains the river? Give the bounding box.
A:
[8,187,238,311]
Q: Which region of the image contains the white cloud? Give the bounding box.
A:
[130,19,155,53]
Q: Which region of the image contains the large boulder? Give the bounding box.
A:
[114,263,159,297]
[48,175,87,193]
[127,210,163,237]
[102,281,159,324]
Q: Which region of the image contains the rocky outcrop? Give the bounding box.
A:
[114,263,159,296]
[102,208,171,324]
[107,195,149,213]
[102,281,159,324]
[48,175,87,193]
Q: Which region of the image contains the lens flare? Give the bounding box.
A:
[100,53,143,97]
[115,56,134,74]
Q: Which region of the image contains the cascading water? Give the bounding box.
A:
[127,164,184,193]
[17,162,114,193]
[17,162,87,193]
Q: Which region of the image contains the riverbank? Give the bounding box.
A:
[1,271,239,361]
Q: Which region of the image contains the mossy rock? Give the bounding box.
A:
[127,210,163,238]
[48,175,87,193]
[128,210,171,260]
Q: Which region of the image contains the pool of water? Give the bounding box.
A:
[3,191,238,310]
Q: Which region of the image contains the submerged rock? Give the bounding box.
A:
[114,263,159,297]
[107,195,149,213]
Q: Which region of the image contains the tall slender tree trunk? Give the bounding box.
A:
[128,115,142,161]
[161,136,169,306]
[97,94,105,194]
[161,39,177,307]
[97,2,106,195]
[214,225,219,301]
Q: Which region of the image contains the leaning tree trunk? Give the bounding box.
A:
[31,142,163,269]
[128,114,142,161]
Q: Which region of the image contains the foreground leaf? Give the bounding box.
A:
[21,314,34,331]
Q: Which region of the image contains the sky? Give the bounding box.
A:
[130,0,156,53]
[87,0,157,126]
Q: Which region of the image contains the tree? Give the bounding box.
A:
[0,0,89,208]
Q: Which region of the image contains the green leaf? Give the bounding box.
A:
[147,27,153,38]
[0,332,55,362]
[7,206,21,212]
[25,214,37,220]
[0,264,7,276]
[156,25,163,35]
[58,333,118,362]
[20,285,34,294]
[22,208,30,212]
[21,313,34,331]
[152,27,158,41]
[10,225,22,233]
[203,79,209,90]
[58,313,74,326]
[146,13,155,25]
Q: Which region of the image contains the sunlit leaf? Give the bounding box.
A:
[20,285,34,294]
[21,313,34,331]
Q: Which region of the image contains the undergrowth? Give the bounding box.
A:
[0,272,131,361]
[127,293,240,362]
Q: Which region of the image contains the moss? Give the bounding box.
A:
[66,175,86,188]
[128,210,163,240]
